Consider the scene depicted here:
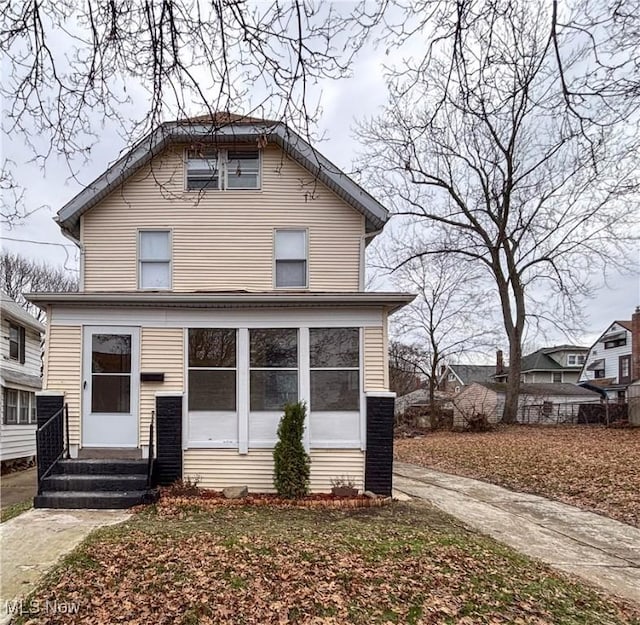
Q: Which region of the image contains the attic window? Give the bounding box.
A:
[186,149,260,190]
[187,149,219,190]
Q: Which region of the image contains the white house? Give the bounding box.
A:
[579,308,639,402]
[0,292,45,465]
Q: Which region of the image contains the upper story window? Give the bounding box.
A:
[139,230,171,290]
[603,333,626,349]
[567,354,585,366]
[8,323,25,363]
[186,148,260,190]
[275,229,307,288]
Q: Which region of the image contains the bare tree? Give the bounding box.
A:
[383,246,499,427]
[388,340,428,398]
[0,251,78,321]
[359,0,638,423]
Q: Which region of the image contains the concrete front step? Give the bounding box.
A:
[41,474,149,492]
[34,489,159,509]
[53,459,148,476]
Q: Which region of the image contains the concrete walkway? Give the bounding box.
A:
[394,462,640,604]
[0,509,130,624]
[1,468,37,509]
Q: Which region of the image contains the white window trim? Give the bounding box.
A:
[184,148,262,191]
[273,228,309,290]
[3,387,37,426]
[137,229,172,291]
[184,326,364,452]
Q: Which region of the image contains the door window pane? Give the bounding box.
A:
[250,329,297,368]
[189,370,236,411]
[92,335,131,373]
[92,375,131,413]
[311,370,360,411]
[250,371,298,411]
[310,328,359,368]
[189,329,236,368]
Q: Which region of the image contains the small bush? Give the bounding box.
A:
[166,477,201,498]
[273,401,310,498]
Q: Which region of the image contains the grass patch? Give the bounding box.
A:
[0,499,32,523]
[13,501,640,624]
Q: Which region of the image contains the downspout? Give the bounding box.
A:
[359,229,383,291]
[56,219,84,291]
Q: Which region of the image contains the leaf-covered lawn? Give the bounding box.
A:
[395,425,640,527]
[18,501,640,624]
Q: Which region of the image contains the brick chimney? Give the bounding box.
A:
[632,306,640,381]
[496,349,504,375]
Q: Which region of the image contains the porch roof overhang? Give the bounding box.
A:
[25,291,415,314]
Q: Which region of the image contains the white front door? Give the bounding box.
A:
[82,326,140,447]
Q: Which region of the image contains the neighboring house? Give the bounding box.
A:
[493,345,589,384]
[0,292,44,465]
[26,112,413,507]
[579,309,640,402]
[438,364,496,394]
[452,382,601,428]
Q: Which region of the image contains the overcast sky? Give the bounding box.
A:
[1,12,637,352]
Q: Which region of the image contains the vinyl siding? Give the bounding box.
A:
[580,326,632,384]
[139,328,184,442]
[82,145,364,292]
[364,326,386,391]
[0,316,42,379]
[183,448,364,492]
[0,423,36,461]
[45,326,82,444]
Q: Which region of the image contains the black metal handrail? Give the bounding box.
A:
[147,410,155,488]
[36,403,69,492]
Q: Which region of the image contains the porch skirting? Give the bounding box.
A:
[183,448,365,493]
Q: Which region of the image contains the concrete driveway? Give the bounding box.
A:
[1,468,36,509]
[394,461,640,605]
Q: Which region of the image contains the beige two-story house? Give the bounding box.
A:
[27,113,412,508]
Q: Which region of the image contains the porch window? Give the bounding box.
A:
[249,329,298,410]
[552,372,562,383]
[275,230,307,288]
[310,328,359,411]
[188,329,237,411]
[139,230,171,289]
[8,323,25,363]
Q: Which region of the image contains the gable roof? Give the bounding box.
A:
[615,320,632,332]
[0,292,45,333]
[448,364,495,385]
[56,114,389,239]
[473,381,600,398]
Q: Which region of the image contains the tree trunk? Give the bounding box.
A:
[502,337,522,423]
[429,366,437,429]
